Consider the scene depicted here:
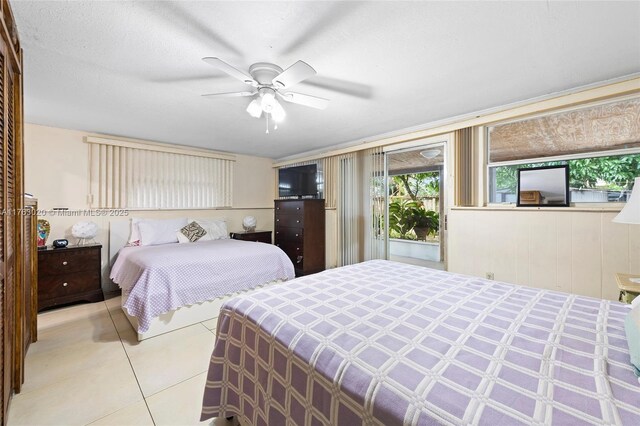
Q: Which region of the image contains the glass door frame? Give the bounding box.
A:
[384,139,449,268]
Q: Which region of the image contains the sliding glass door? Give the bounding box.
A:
[385,142,447,270]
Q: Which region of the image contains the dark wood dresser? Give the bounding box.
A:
[230,230,272,244]
[274,199,325,276]
[37,244,104,311]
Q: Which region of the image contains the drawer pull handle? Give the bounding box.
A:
[276,219,280,222]
[296,207,300,210]
[296,247,300,251]
[62,282,68,287]
[295,234,299,237]
[296,220,300,223]
[62,261,68,266]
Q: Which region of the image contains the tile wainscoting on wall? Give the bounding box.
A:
[448,208,640,301]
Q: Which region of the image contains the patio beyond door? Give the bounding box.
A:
[385,144,446,269]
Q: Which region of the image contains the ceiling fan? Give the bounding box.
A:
[201,57,329,132]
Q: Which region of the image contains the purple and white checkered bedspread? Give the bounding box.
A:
[201,260,640,425]
[110,239,295,333]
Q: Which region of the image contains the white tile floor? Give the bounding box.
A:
[8,296,235,426]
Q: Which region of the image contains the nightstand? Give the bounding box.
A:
[38,244,104,311]
[615,273,640,304]
[230,230,272,244]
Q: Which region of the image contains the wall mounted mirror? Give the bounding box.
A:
[517,165,570,207]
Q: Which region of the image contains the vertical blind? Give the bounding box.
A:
[277,148,385,267]
[455,127,476,207]
[363,147,386,261]
[87,138,234,209]
[337,147,386,266]
[337,152,360,266]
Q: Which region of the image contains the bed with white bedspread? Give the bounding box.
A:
[110,238,295,336]
[201,260,640,425]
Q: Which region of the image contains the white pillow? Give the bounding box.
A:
[176,230,214,244]
[188,218,229,240]
[127,218,143,246]
[138,218,188,246]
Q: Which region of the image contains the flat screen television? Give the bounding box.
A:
[279,164,318,198]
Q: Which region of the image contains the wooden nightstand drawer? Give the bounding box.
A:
[39,247,100,276]
[38,244,104,311]
[38,270,101,302]
[230,231,272,244]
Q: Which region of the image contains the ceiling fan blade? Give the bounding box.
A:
[279,92,329,110]
[202,57,257,86]
[299,76,373,99]
[201,91,256,98]
[272,61,316,89]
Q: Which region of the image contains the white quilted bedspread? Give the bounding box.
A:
[110,239,295,332]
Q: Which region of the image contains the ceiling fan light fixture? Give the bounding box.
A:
[261,90,276,113]
[271,101,286,123]
[201,58,330,128]
[246,99,262,118]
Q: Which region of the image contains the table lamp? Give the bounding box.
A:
[613,176,640,283]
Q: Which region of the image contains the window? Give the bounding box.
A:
[487,96,640,204]
[489,153,640,204]
[87,137,234,209]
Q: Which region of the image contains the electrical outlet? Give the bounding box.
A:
[486,272,494,280]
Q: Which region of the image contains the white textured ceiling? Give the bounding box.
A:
[13,1,640,159]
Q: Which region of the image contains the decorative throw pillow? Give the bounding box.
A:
[180,221,208,242]
[188,218,229,240]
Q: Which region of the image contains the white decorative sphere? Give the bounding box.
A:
[242,216,257,231]
[72,221,98,239]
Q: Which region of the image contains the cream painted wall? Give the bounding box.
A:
[24,123,275,291]
[447,208,640,301]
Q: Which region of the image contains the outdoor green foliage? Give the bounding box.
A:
[494,154,640,194]
[569,155,640,189]
[381,172,441,241]
[388,200,439,240]
[389,172,439,200]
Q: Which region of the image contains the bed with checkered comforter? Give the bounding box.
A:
[201,260,640,425]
